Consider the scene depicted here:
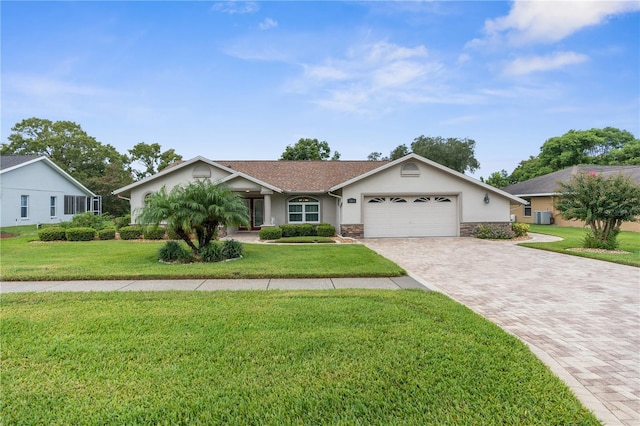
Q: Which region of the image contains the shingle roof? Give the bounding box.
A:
[502,165,640,196]
[0,155,42,171]
[218,160,389,192]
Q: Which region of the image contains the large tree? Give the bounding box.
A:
[137,180,250,256]
[280,138,341,161]
[128,142,183,180]
[380,136,480,173]
[555,171,640,249]
[1,118,133,216]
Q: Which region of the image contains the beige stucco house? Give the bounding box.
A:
[113,153,526,238]
[502,165,640,232]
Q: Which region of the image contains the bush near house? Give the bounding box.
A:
[98,229,116,240]
[473,224,515,240]
[258,227,283,240]
[38,227,67,241]
[115,214,131,230]
[119,226,143,240]
[65,227,97,242]
[511,222,529,237]
[317,224,336,237]
[143,226,166,240]
[268,223,336,239]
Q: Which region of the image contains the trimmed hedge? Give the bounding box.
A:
[259,227,283,240]
[98,229,116,240]
[317,224,335,237]
[119,226,143,240]
[473,224,515,240]
[511,222,529,237]
[38,227,66,241]
[144,226,166,240]
[65,227,97,242]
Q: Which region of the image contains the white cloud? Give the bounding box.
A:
[504,51,589,76]
[211,1,259,15]
[477,0,640,46]
[259,18,278,30]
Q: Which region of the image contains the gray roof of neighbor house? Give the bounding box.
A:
[502,165,640,196]
[0,155,42,171]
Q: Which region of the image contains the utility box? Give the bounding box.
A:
[534,211,552,225]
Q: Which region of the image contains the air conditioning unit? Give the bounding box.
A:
[534,211,552,225]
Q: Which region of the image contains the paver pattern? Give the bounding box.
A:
[362,235,640,426]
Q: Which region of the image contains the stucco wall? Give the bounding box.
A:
[1,161,92,227]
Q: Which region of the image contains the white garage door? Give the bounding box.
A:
[364,195,458,238]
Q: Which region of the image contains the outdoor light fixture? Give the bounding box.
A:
[484,193,490,204]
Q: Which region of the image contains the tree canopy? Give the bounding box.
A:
[137,180,250,255]
[128,142,183,180]
[280,138,341,161]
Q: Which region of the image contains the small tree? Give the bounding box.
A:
[137,180,250,256]
[555,171,640,249]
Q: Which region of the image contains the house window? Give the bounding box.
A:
[414,197,430,203]
[368,197,386,203]
[50,196,57,217]
[64,195,88,215]
[523,197,532,217]
[288,197,320,223]
[390,197,407,203]
[401,162,420,177]
[20,195,29,218]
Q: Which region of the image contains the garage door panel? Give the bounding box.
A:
[364,195,458,238]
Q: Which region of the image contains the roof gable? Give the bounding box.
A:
[502,165,640,196]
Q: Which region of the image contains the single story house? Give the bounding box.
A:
[113,153,526,238]
[0,155,102,228]
[502,165,640,232]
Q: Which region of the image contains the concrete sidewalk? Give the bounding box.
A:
[0,276,428,293]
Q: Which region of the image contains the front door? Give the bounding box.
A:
[241,198,264,230]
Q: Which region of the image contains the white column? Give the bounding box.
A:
[260,188,273,226]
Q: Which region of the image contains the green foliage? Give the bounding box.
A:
[583,230,620,250]
[199,243,224,263]
[137,180,249,255]
[118,225,143,240]
[259,227,283,240]
[280,138,340,161]
[97,229,116,240]
[128,142,182,180]
[511,222,530,237]
[115,214,131,230]
[143,226,166,240]
[410,136,480,174]
[158,241,191,263]
[317,224,336,237]
[389,144,410,160]
[555,171,640,248]
[221,239,243,259]
[0,292,600,425]
[473,224,515,240]
[38,227,66,241]
[66,212,114,231]
[483,169,514,188]
[274,236,336,244]
[65,227,96,242]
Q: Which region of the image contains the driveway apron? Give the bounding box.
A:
[362,235,639,426]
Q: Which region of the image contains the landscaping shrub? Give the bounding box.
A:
[38,227,66,241]
[200,243,223,263]
[279,224,299,237]
[298,223,315,236]
[65,227,96,242]
[473,224,515,240]
[280,224,317,237]
[119,226,143,240]
[221,239,243,259]
[143,226,166,240]
[65,212,113,231]
[583,230,619,250]
[98,229,116,240]
[511,222,529,237]
[115,214,131,230]
[316,224,335,237]
[158,241,191,263]
[259,227,283,240]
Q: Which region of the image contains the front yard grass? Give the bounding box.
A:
[0,290,600,425]
[522,224,640,267]
[0,226,404,281]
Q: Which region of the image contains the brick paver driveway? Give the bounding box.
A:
[362,235,639,426]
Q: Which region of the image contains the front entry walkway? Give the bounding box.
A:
[362,235,639,426]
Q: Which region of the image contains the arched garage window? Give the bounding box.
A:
[288,196,319,223]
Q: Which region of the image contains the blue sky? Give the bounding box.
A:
[2,1,639,178]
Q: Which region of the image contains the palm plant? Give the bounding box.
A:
[137,180,250,255]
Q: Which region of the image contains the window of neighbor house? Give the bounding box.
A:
[64,195,88,215]
[523,197,532,217]
[50,196,57,217]
[288,197,320,223]
[20,195,29,218]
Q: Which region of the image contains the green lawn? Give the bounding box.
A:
[0,226,404,281]
[523,224,640,267]
[0,290,600,425]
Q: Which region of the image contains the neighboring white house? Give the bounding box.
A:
[0,155,101,228]
[113,153,526,238]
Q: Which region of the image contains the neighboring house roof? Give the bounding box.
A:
[502,165,640,197]
[113,153,527,205]
[0,155,96,196]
